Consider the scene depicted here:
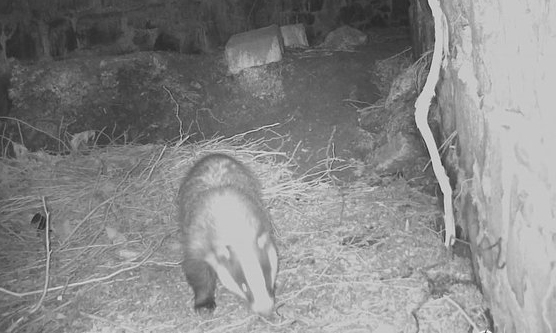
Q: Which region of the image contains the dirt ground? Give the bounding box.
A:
[181,29,412,176]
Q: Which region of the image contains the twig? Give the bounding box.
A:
[58,115,64,152]
[60,192,125,247]
[315,246,344,281]
[9,300,74,333]
[542,266,556,332]
[202,316,252,333]
[93,126,107,147]
[342,98,372,106]
[228,122,281,139]
[162,85,185,141]
[422,130,457,171]
[442,296,482,333]
[287,140,302,167]
[146,145,167,181]
[246,0,260,26]
[0,243,157,298]
[5,316,26,333]
[277,280,407,306]
[381,46,412,61]
[16,118,23,146]
[325,125,337,176]
[338,187,346,226]
[198,107,226,125]
[1,122,8,156]
[28,197,52,314]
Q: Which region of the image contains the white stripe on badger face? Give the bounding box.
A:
[205,192,275,315]
[237,243,275,315]
[267,241,279,288]
[205,251,245,299]
[205,243,274,315]
[258,233,278,288]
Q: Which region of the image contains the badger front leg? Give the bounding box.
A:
[182,257,217,314]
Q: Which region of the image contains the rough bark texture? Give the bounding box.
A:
[411,0,556,331]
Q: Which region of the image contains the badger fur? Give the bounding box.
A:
[176,153,278,316]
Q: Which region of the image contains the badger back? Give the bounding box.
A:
[178,153,261,200]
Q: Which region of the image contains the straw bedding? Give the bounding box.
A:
[0,131,488,333]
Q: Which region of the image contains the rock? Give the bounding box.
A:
[367,130,426,175]
[280,24,309,48]
[225,25,284,74]
[321,25,368,50]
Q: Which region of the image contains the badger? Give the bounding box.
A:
[176,153,278,316]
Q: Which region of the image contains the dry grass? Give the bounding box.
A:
[0,129,488,333]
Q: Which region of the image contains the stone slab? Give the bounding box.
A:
[225,24,283,74]
[280,24,309,48]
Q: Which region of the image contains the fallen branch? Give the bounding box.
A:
[414,0,455,247]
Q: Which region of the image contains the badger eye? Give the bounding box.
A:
[241,283,248,293]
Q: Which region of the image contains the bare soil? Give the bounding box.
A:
[6,27,414,184]
[101,28,412,177]
[201,30,412,175]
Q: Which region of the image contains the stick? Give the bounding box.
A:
[413,0,455,247]
[28,197,52,314]
[0,245,156,298]
[146,145,167,181]
[162,85,185,141]
[382,46,412,61]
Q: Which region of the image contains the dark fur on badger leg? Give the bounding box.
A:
[182,257,218,314]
